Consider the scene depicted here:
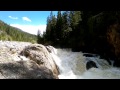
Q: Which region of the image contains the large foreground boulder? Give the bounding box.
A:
[20,44,59,77]
[0,41,59,79]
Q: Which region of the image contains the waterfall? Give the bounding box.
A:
[49,47,120,79]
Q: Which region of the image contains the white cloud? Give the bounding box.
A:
[10,24,46,35]
[22,17,31,22]
[8,16,18,19]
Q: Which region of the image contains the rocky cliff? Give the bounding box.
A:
[107,23,120,66]
[75,12,120,67]
[92,12,120,67]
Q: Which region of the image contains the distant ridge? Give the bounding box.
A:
[0,20,37,43]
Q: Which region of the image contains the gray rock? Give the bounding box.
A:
[0,41,59,79]
[20,44,59,77]
[0,60,58,79]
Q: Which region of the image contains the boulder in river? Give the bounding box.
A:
[20,44,59,77]
[86,61,98,70]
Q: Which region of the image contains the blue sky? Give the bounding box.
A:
[0,11,57,35]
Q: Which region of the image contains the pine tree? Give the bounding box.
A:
[45,16,51,41]
[61,11,72,47]
[55,11,63,45]
[51,15,57,43]
[37,29,42,44]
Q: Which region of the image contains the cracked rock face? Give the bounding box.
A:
[20,44,59,76]
[0,41,59,79]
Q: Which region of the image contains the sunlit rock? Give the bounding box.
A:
[0,41,59,79]
[20,44,59,77]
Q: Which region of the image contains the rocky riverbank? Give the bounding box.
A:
[0,41,59,79]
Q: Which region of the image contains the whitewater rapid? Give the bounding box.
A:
[49,47,120,79]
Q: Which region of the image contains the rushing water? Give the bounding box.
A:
[49,46,120,79]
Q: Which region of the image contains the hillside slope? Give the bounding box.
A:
[0,20,37,43]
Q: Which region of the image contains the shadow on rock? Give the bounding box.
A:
[0,60,58,79]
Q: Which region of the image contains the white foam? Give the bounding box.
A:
[19,56,29,61]
[50,47,120,79]
[13,56,21,61]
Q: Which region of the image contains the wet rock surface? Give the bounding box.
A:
[86,61,98,70]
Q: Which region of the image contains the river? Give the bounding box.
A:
[49,47,120,79]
